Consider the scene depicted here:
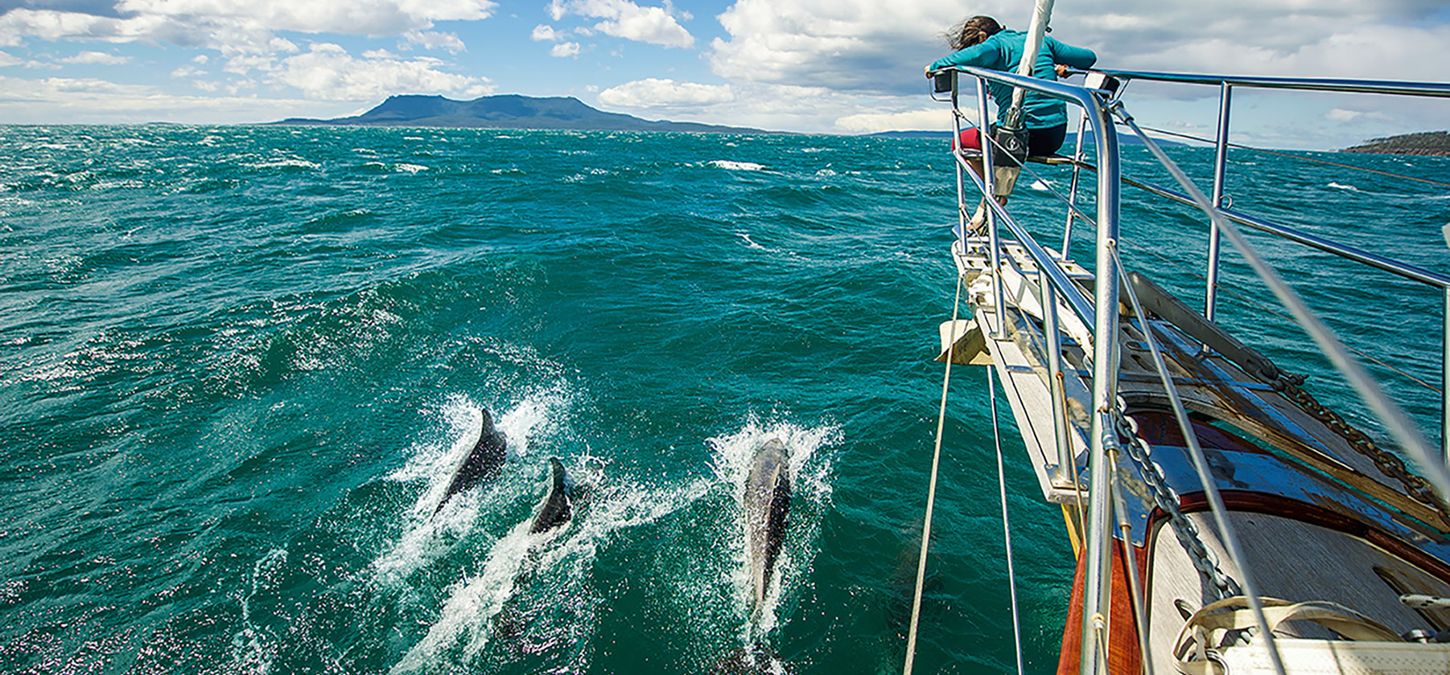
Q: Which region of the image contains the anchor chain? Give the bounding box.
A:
[1273,376,1450,530]
[1115,406,1243,601]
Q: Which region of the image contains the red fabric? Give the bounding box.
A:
[955,127,982,151]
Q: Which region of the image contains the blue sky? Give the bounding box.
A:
[2,0,1448,148]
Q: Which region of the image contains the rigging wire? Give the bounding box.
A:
[1117,109,1450,505]
[1125,240,1444,394]
[902,273,965,675]
[1108,457,1155,674]
[987,367,1027,675]
[973,112,1444,397]
[1112,243,1288,675]
[1120,123,1450,190]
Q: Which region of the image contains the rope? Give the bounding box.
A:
[988,367,1026,675]
[1123,123,1450,190]
[903,273,965,675]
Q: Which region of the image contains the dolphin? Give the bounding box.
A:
[434,409,507,515]
[744,438,792,617]
[529,457,574,534]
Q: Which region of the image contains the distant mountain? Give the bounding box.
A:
[1344,131,1450,156]
[274,94,769,134]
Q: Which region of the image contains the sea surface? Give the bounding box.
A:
[1,125,1447,673]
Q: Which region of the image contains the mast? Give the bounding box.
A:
[1002,0,1056,131]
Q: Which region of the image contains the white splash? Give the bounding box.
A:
[735,232,767,250]
[394,163,429,174]
[391,518,539,673]
[247,157,319,170]
[708,418,838,639]
[1327,181,1360,191]
[1030,179,1053,191]
[372,391,564,584]
[708,160,766,172]
[228,548,288,674]
[392,458,710,671]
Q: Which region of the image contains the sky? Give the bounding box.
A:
[1,0,1448,148]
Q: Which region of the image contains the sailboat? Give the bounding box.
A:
[908,1,1450,672]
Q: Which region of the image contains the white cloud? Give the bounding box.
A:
[1324,107,1391,124]
[552,0,693,48]
[404,30,466,54]
[0,74,344,123]
[270,43,492,100]
[170,65,205,78]
[60,51,131,65]
[0,51,20,68]
[0,1,497,53]
[532,24,559,41]
[708,0,1450,96]
[598,78,734,109]
[550,42,581,58]
[0,9,167,48]
[834,107,964,133]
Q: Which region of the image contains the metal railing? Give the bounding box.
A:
[923,64,1450,675]
[931,65,1125,675]
[1095,70,1450,466]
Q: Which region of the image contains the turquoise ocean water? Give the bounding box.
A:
[2,125,1447,673]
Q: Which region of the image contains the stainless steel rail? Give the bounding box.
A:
[1121,176,1450,289]
[1097,69,1450,98]
[929,64,1124,675]
[1098,70,1450,464]
[924,63,1450,675]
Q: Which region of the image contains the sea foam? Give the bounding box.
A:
[707,160,766,172]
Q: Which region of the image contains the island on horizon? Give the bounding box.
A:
[1344,130,1450,156]
[274,94,772,134]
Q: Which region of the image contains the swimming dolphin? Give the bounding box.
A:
[529,457,574,534]
[434,410,507,515]
[744,438,792,617]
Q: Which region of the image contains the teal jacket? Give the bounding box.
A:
[929,30,1097,129]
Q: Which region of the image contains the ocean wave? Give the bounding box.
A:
[707,160,766,172]
[395,163,429,174]
[1030,179,1053,191]
[228,548,288,673]
[735,231,767,250]
[247,157,320,170]
[1327,181,1359,191]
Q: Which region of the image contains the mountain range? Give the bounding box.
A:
[274,94,767,134]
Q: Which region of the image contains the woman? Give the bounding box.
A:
[928,15,1097,158]
[929,16,1096,231]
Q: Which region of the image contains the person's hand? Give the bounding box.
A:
[925,65,932,78]
[1054,64,1071,78]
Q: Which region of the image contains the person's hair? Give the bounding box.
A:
[948,15,1002,50]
